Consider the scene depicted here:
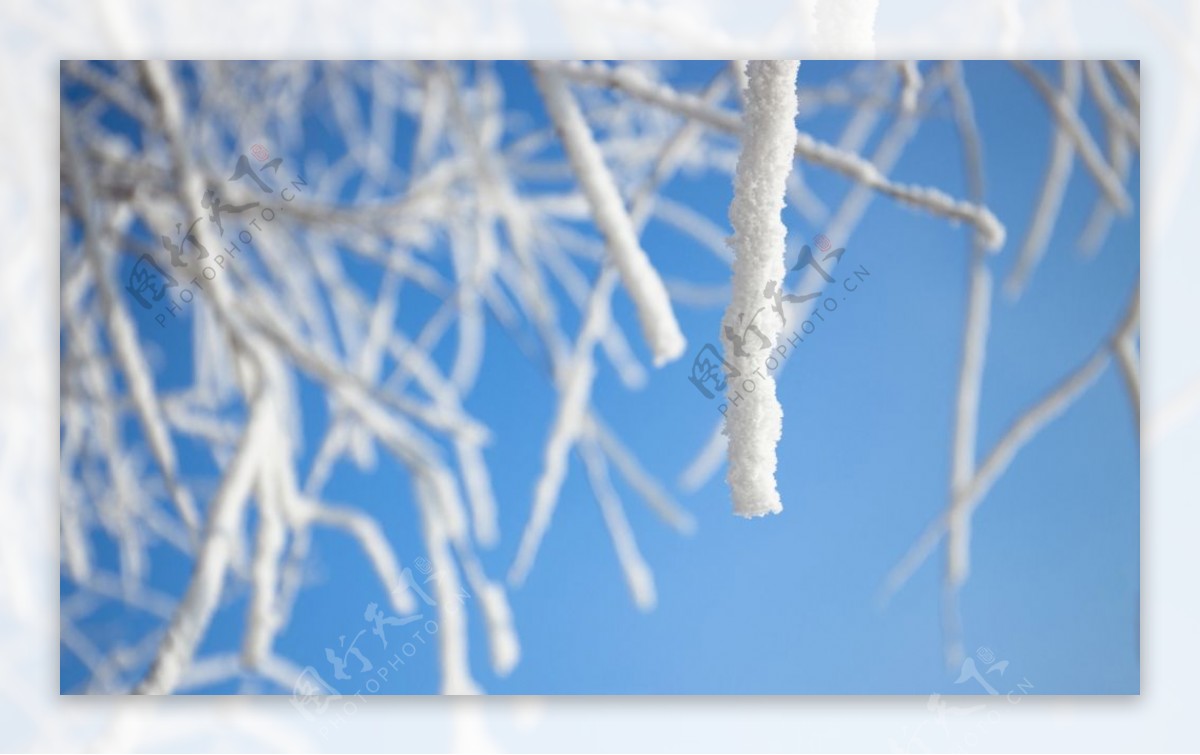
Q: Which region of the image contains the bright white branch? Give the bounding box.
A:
[722,60,800,519]
[532,64,687,367]
[413,481,480,696]
[138,386,271,694]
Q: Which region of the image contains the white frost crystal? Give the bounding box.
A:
[722,60,800,518]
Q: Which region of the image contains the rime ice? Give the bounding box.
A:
[722,60,800,518]
[533,66,687,367]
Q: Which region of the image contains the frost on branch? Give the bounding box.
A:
[61,60,714,694]
[532,64,687,367]
[59,60,1136,694]
[722,60,800,518]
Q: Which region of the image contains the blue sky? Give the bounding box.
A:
[61,60,1139,696]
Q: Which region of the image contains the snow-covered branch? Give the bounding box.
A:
[722,60,800,518]
[551,60,1006,251]
[532,63,687,367]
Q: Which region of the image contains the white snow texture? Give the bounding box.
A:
[722,60,800,519]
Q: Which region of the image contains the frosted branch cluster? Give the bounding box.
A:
[60,59,1138,691]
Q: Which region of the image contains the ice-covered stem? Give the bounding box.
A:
[678,64,958,497]
[531,63,687,367]
[722,60,800,519]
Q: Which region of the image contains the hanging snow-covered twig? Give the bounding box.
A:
[722,60,800,519]
[678,62,957,499]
